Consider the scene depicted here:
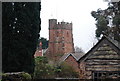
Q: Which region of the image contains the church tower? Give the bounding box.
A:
[48,19,74,61]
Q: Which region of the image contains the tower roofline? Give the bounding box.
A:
[49,19,72,30]
[49,19,57,20]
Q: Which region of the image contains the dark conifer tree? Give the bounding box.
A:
[2,2,41,73]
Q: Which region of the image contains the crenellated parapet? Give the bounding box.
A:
[49,19,72,30]
[57,21,72,30]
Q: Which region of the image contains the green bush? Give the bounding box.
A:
[21,72,32,79]
[55,62,79,78]
[34,56,79,79]
[2,72,32,80]
[34,56,55,79]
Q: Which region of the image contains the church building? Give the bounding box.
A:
[47,19,74,61]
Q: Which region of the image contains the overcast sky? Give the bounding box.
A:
[40,0,108,53]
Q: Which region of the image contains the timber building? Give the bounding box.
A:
[78,36,120,79]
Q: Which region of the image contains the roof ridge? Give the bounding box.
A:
[104,36,120,49]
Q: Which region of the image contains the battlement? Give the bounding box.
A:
[57,21,72,25]
[49,19,72,30]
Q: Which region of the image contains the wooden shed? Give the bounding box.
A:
[78,36,120,79]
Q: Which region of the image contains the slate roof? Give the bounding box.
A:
[58,52,84,63]
[73,53,84,60]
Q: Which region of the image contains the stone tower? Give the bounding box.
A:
[48,19,74,61]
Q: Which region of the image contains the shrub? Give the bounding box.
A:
[2,72,31,81]
[55,62,79,78]
[33,56,55,79]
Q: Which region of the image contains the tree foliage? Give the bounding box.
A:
[34,56,55,79]
[91,2,120,42]
[2,2,41,73]
[74,46,84,53]
[38,37,48,49]
[34,57,79,79]
[55,62,79,78]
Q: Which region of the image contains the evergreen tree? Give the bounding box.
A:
[91,2,120,42]
[2,2,41,74]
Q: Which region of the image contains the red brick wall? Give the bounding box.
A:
[48,19,74,61]
[34,49,42,57]
[65,55,79,72]
[34,42,43,57]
